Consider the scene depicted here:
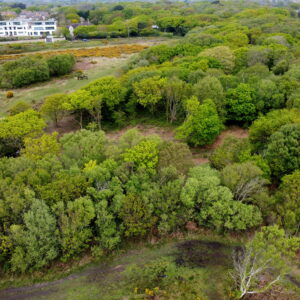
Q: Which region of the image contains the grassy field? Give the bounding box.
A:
[0,56,128,116]
[0,232,237,300]
[0,36,178,56]
[0,36,177,117]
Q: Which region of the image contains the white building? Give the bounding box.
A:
[0,18,57,37]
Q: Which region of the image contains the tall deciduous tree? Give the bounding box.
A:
[63,90,93,128]
[265,123,300,178]
[10,199,59,272]
[181,165,262,232]
[55,197,95,261]
[94,200,120,252]
[200,46,234,73]
[22,132,60,160]
[249,109,299,153]
[60,129,107,168]
[194,76,225,117]
[176,97,223,146]
[233,225,300,299]
[225,83,257,122]
[133,76,166,113]
[41,94,69,126]
[123,139,160,172]
[221,162,267,202]
[0,110,46,155]
[163,77,190,123]
[82,76,126,128]
[276,170,300,234]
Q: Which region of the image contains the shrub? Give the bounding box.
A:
[0,56,50,88]
[176,98,224,146]
[9,101,31,116]
[126,258,178,290]
[47,54,76,76]
[6,91,13,98]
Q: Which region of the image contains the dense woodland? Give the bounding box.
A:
[0,1,300,299]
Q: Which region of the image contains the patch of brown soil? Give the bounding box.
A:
[189,126,248,165]
[46,115,79,136]
[192,156,210,165]
[246,284,300,300]
[176,240,231,268]
[203,126,248,151]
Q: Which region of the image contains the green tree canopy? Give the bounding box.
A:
[249,109,299,153]
[10,199,59,273]
[176,97,223,146]
[133,76,167,113]
[40,94,69,126]
[265,123,300,179]
[225,83,257,122]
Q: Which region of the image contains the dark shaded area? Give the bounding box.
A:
[176,240,232,268]
[286,274,300,288]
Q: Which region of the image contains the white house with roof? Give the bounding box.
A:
[0,18,57,37]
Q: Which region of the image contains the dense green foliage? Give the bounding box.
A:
[0,54,75,88]
[0,3,299,298]
[0,127,263,273]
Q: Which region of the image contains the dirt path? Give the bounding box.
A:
[0,244,175,300]
[0,263,122,300]
[1,238,299,300]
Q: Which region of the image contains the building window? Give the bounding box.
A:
[45,27,55,30]
[45,22,55,25]
[34,32,38,35]
[0,22,6,26]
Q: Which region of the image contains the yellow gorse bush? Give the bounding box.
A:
[0,44,148,61]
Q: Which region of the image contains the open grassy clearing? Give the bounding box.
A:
[0,232,238,300]
[1,232,299,300]
[0,36,178,56]
[0,55,128,116]
[0,37,174,116]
